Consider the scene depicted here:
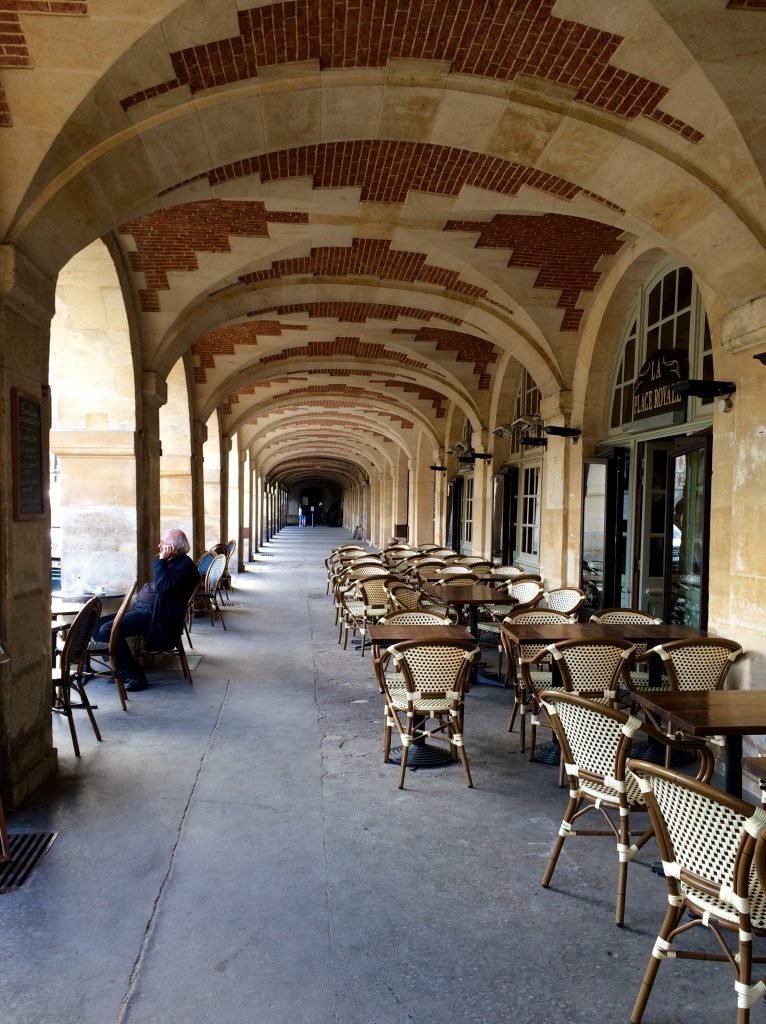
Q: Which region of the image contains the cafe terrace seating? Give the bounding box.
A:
[52,596,103,758]
[627,759,766,1023]
[372,610,453,693]
[499,609,573,748]
[543,587,586,618]
[335,566,391,642]
[524,637,636,765]
[475,577,545,647]
[86,582,137,710]
[351,575,400,656]
[383,581,423,613]
[589,608,663,693]
[188,553,228,631]
[378,638,479,789]
[539,692,714,927]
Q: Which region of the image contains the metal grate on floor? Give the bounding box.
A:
[0,833,58,894]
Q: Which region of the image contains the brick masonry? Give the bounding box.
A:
[258,301,463,327]
[162,141,624,214]
[119,0,703,141]
[0,1,88,126]
[223,380,446,419]
[444,213,625,331]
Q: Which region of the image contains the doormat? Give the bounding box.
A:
[0,832,58,894]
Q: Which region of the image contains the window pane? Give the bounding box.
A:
[677,266,692,310]
[647,327,659,355]
[660,319,675,349]
[661,271,677,319]
[612,389,621,428]
[674,310,690,352]
[648,282,661,325]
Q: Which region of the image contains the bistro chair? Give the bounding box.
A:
[372,610,453,693]
[378,638,479,789]
[627,759,766,1022]
[589,608,663,695]
[188,553,228,630]
[220,538,236,602]
[499,608,572,748]
[335,566,390,637]
[384,581,423,613]
[543,587,586,619]
[476,577,544,650]
[632,637,744,764]
[354,575,400,656]
[540,692,713,926]
[86,582,137,710]
[52,596,103,757]
[196,549,216,580]
[523,637,636,766]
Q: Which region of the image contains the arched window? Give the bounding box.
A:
[608,261,713,435]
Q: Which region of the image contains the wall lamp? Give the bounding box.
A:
[518,436,548,449]
[754,353,766,366]
[429,464,448,472]
[671,379,736,399]
[544,425,581,442]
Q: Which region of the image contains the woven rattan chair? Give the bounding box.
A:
[0,789,9,864]
[86,582,137,710]
[499,608,572,747]
[372,610,453,693]
[476,577,544,650]
[627,759,766,1022]
[523,637,636,764]
[355,575,400,656]
[540,692,714,926]
[52,596,103,757]
[220,538,236,602]
[589,608,663,693]
[378,639,479,789]
[384,581,422,612]
[189,553,228,630]
[544,587,586,618]
[335,567,391,640]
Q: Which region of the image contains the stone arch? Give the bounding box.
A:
[49,238,137,591]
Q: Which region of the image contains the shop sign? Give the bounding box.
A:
[632,349,688,420]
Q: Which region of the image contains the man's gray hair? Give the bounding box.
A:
[167,530,190,555]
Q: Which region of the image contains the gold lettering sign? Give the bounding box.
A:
[632,349,687,422]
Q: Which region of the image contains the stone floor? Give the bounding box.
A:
[0,527,752,1023]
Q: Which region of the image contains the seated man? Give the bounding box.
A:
[93,529,199,691]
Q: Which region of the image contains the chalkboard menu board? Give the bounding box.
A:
[11,387,45,520]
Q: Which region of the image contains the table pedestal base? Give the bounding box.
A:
[532,741,561,766]
[387,744,454,769]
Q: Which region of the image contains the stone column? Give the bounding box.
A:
[409,448,436,546]
[237,448,246,570]
[537,394,580,588]
[0,245,58,806]
[190,419,207,558]
[220,434,232,545]
[137,372,167,586]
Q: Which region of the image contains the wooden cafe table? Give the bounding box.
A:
[366,622,475,769]
[420,583,512,638]
[630,688,766,798]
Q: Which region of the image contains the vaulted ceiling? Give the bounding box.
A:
[3,0,765,484]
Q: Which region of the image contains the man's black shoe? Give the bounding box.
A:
[124,677,148,692]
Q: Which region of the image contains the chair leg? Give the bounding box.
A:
[541,793,581,888]
[176,639,192,682]
[630,903,685,1023]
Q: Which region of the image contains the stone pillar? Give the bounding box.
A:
[190,419,207,558]
[137,372,167,586]
[0,245,58,806]
[537,395,580,589]
[220,433,232,545]
[409,445,436,545]
[237,448,246,570]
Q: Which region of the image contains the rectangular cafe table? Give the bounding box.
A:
[420,584,513,637]
[601,623,708,645]
[630,689,766,798]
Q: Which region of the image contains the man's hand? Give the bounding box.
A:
[158,542,174,560]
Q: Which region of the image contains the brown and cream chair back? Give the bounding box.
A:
[378,639,479,789]
[626,759,765,1023]
[539,693,713,926]
[52,596,103,758]
[544,587,586,619]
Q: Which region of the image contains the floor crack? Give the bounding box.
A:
[114,678,233,1024]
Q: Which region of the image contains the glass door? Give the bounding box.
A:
[664,437,711,627]
[581,449,630,612]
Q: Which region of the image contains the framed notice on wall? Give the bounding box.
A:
[11,387,45,520]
